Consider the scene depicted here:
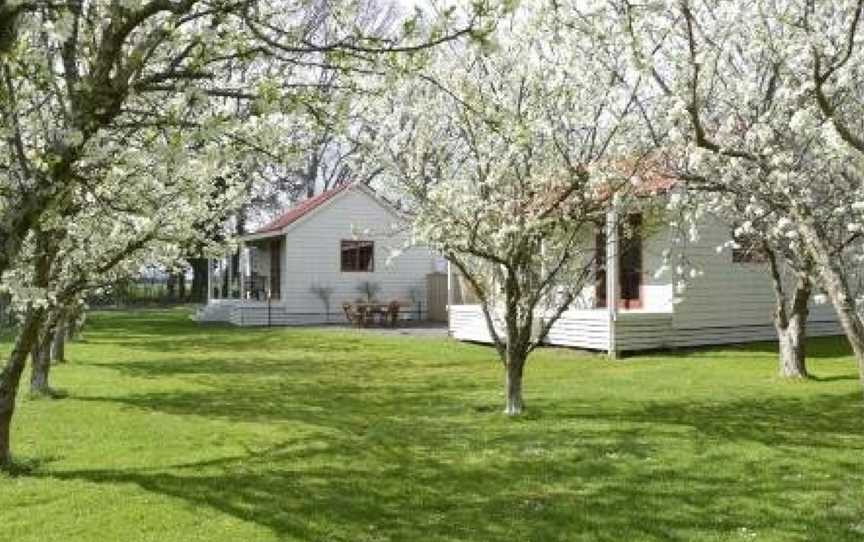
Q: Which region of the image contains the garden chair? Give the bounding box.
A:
[342,302,364,327]
[386,301,401,327]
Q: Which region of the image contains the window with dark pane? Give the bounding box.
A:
[341,240,374,272]
[594,213,643,309]
[594,222,607,308]
[731,227,767,264]
[619,213,643,309]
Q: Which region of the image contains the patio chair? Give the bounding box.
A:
[386,301,401,327]
[342,302,364,327]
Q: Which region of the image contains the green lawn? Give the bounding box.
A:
[1,309,863,541]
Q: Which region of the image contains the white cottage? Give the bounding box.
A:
[198,183,437,326]
[447,211,843,355]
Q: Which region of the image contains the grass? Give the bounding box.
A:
[1,308,863,541]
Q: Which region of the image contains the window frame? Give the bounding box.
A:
[731,228,768,264]
[340,240,375,272]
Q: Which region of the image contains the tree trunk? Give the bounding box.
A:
[0,294,7,330]
[230,250,240,296]
[505,365,524,416]
[221,259,229,297]
[189,257,208,302]
[504,346,527,416]
[51,317,66,363]
[29,344,52,396]
[766,249,812,379]
[823,277,864,389]
[776,313,808,379]
[0,308,44,469]
[30,314,58,396]
[177,271,187,301]
[797,218,864,393]
[66,304,84,341]
[166,273,177,300]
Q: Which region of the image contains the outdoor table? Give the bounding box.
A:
[351,302,400,327]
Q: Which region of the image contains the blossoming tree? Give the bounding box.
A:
[0,0,485,468]
[627,0,864,386]
[368,1,653,415]
[0,114,253,464]
[664,186,820,378]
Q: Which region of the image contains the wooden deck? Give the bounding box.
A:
[447,304,843,353]
[449,304,672,352]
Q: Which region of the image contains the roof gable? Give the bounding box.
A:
[252,183,402,236]
[254,183,353,234]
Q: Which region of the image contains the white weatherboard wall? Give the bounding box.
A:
[449,305,496,343]
[544,309,612,350]
[667,216,841,347]
[446,214,842,352]
[277,188,435,322]
[640,224,676,313]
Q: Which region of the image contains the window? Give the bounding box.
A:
[341,240,374,272]
[731,228,767,264]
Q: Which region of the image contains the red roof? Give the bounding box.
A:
[605,156,678,196]
[254,183,353,234]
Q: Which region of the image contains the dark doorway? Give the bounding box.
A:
[269,238,282,300]
[595,214,643,309]
[595,225,608,309]
[619,214,643,309]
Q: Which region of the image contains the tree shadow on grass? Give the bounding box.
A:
[560,392,864,452]
[1,455,62,478]
[31,416,862,542]
[643,335,854,362]
[810,374,861,383]
[74,377,864,454]
[71,325,864,455]
[53,311,863,540]
[81,322,415,360]
[40,369,864,540]
[86,309,204,336]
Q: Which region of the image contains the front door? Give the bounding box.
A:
[595,214,643,309]
[619,214,642,309]
[594,225,608,308]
